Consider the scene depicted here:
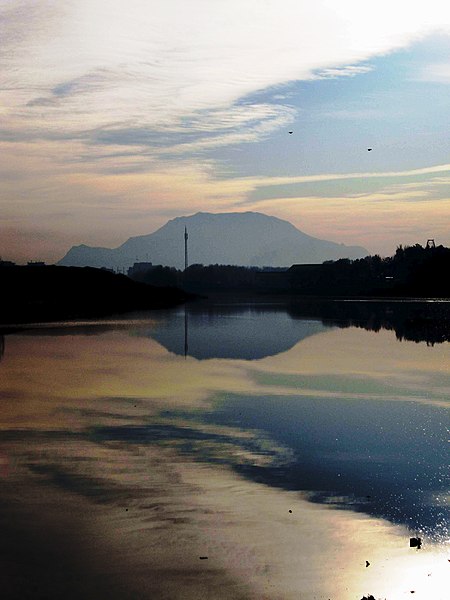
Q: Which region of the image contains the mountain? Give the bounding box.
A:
[58,212,368,269]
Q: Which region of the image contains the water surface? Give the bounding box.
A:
[0,301,448,599]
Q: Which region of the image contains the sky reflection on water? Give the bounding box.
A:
[0,303,449,599]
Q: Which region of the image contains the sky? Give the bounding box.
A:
[0,0,449,263]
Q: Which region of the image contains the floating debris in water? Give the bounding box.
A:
[410,537,422,549]
[365,560,370,567]
[199,556,208,560]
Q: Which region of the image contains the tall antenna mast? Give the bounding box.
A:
[184,226,189,270]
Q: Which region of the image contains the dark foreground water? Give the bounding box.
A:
[0,300,448,599]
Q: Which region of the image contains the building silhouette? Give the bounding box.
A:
[127,262,153,278]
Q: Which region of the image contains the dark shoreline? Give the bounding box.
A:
[2,295,449,347]
[2,262,449,328]
[181,295,450,346]
[0,265,192,327]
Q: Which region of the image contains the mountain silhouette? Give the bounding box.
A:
[58,212,368,270]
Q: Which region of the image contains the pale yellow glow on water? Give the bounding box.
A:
[255,327,450,408]
[364,545,449,600]
[180,465,450,600]
[0,330,261,429]
[1,324,448,430]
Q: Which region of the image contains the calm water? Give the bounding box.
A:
[0,301,449,599]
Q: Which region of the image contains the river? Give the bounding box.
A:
[0,300,448,599]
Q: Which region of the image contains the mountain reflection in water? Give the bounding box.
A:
[149,305,326,359]
[2,299,448,361]
[144,299,450,363]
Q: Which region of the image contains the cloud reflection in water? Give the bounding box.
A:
[0,304,449,599]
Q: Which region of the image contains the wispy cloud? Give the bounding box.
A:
[2,1,449,149]
[417,63,450,83]
[312,65,373,79]
[234,163,450,192]
[90,103,297,155]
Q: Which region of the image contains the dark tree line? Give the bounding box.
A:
[287,298,450,345]
[129,244,450,298]
[130,263,274,292]
[305,243,450,297]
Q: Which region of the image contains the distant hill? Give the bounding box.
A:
[58,212,368,269]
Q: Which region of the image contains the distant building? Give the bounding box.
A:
[127,262,154,278]
[27,261,46,267]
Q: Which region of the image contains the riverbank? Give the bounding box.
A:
[0,265,191,325]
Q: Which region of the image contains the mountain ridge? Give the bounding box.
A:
[58,211,368,269]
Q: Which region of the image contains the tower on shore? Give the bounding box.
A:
[184,227,189,270]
